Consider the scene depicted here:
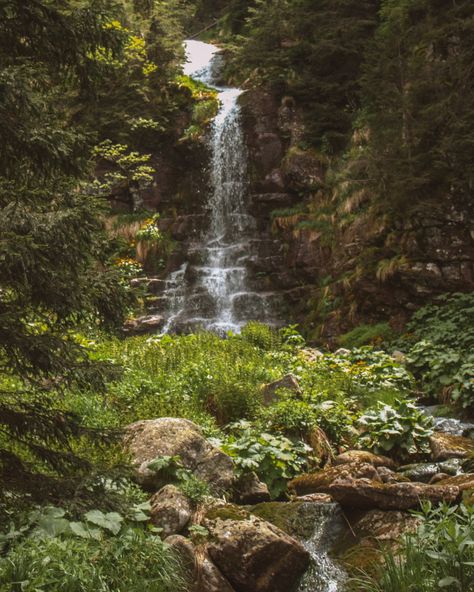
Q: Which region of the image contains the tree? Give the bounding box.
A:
[0,0,131,501]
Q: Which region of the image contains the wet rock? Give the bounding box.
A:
[234,472,271,504]
[398,463,440,483]
[261,373,301,405]
[205,511,310,592]
[165,535,236,592]
[149,485,192,537]
[439,458,463,475]
[123,314,164,334]
[430,432,474,461]
[289,463,459,510]
[124,418,235,492]
[334,450,397,470]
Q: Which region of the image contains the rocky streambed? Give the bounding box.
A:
[123,411,474,592]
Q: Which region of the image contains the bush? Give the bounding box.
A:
[216,421,312,499]
[339,323,396,348]
[0,506,186,592]
[357,399,433,460]
[404,293,474,410]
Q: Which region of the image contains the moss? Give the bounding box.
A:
[205,504,248,522]
[249,502,305,535]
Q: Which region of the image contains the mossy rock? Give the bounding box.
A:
[205,504,248,522]
[249,502,307,537]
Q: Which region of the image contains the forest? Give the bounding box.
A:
[1,1,474,591]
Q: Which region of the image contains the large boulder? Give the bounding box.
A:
[289,463,460,510]
[429,432,474,461]
[124,418,235,492]
[204,507,310,592]
[165,535,236,592]
[150,485,192,537]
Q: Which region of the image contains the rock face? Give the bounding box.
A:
[124,418,234,492]
[429,432,474,461]
[204,510,310,592]
[149,485,192,537]
[289,463,460,510]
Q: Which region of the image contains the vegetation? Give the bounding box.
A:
[352,503,474,592]
[0,503,186,592]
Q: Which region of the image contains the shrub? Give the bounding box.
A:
[217,421,312,499]
[357,399,433,460]
[339,323,396,348]
[404,293,474,410]
[0,506,186,592]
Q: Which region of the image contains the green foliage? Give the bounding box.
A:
[0,0,131,497]
[0,505,185,592]
[351,502,474,592]
[358,399,433,459]
[217,420,312,499]
[403,293,474,410]
[92,141,155,206]
[339,323,396,348]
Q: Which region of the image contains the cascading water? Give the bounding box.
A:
[296,503,348,592]
[161,40,277,334]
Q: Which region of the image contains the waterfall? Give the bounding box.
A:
[161,40,277,334]
[296,503,348,592]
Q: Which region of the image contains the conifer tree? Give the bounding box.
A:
[0,0,130,499]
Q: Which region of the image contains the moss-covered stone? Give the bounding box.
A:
[205,504,248,522]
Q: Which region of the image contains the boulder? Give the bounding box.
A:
[334,450,397,470]
[289,463,460,510]
[433,473,474,492]
[340,509,421,574]
[150,485,192,537]
[205,509,310,592]
[261,374,301,405]
[308,426,333,466]
[165,535,235,592]
[234,472,271,505]
[429,432,474,461]
[124,418,235,492]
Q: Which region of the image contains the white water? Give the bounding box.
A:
[296,503,347,592]
[161,40,274,334]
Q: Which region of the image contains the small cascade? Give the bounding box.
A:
[296,503,348,592]
[158,40,280,334]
